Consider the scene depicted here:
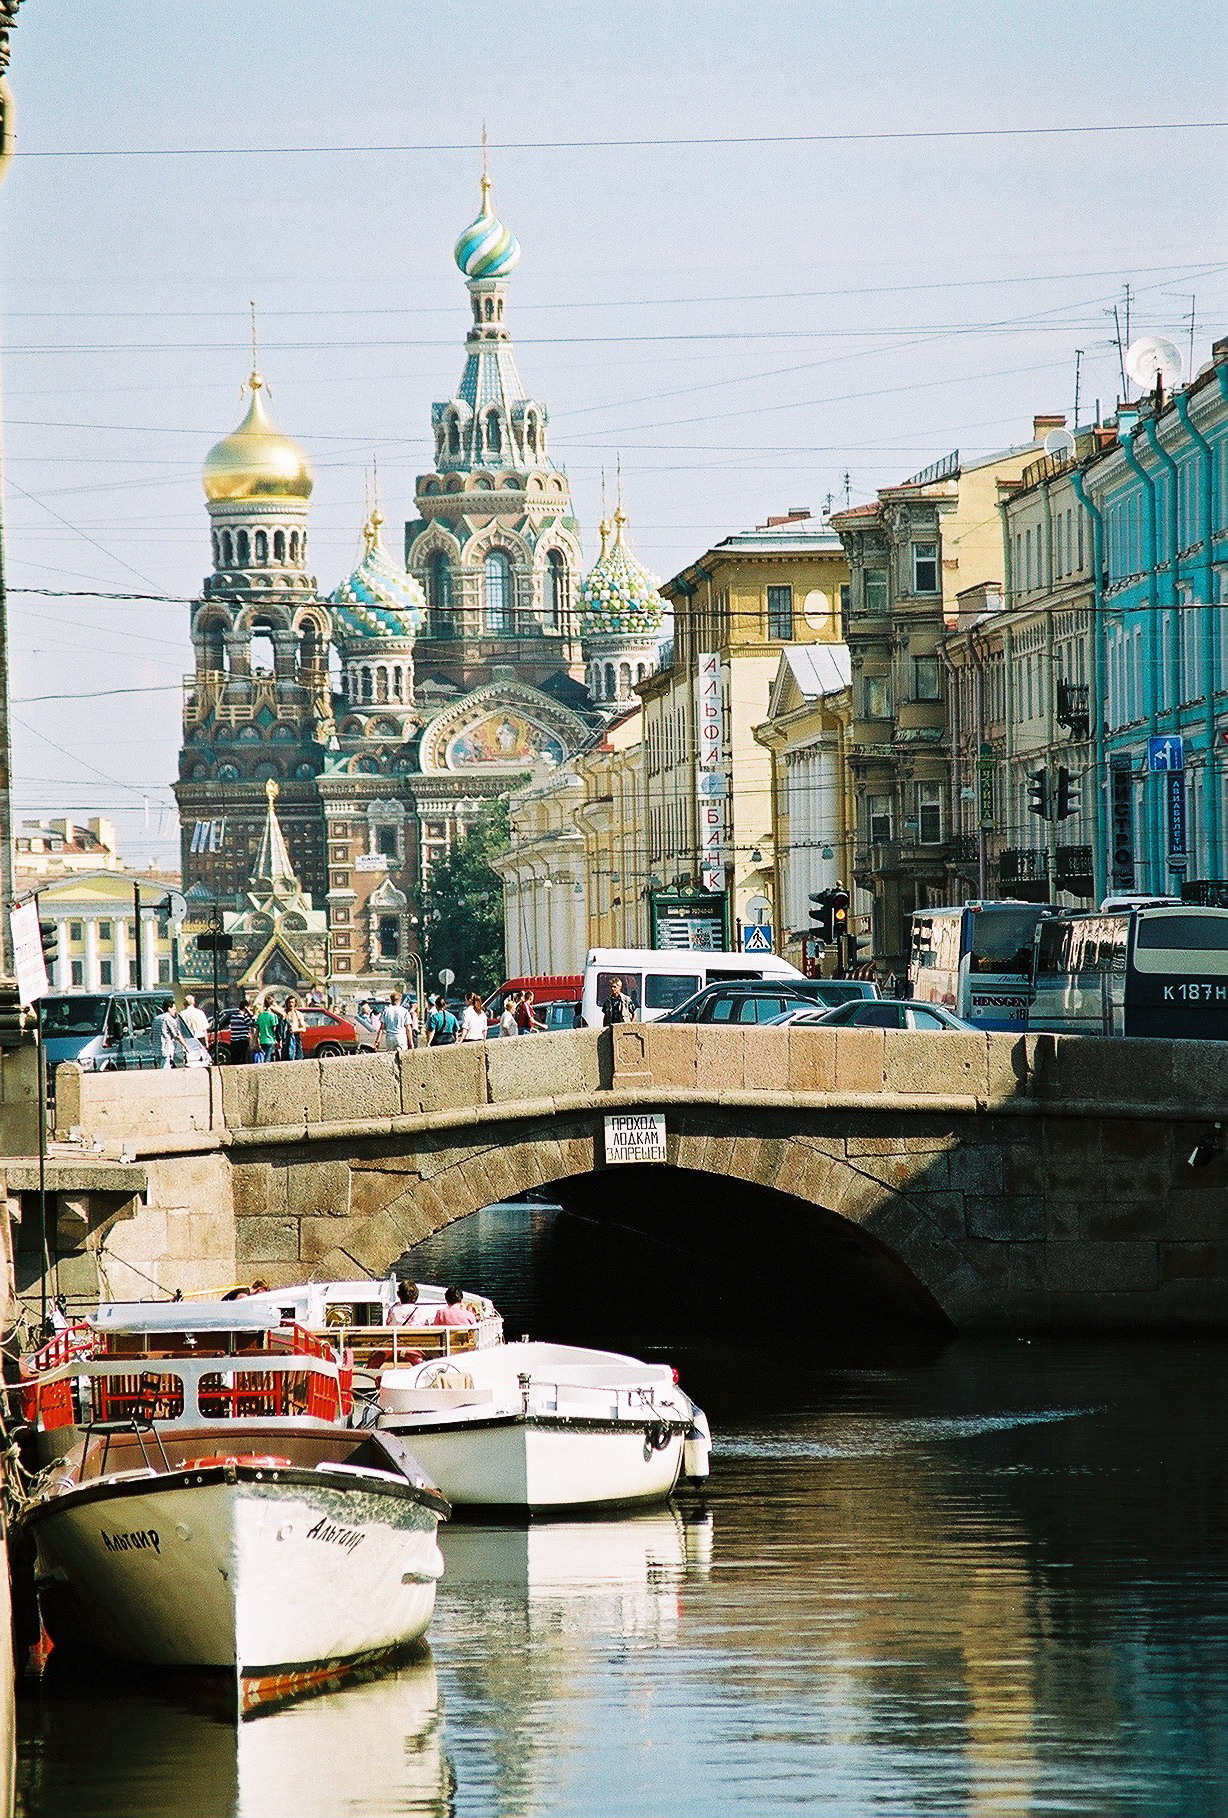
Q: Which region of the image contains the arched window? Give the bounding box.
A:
[393,666,404,701]
[289,531,300,564]
[254,529,268,564]
[299,620,322,672]
[273,529,286,563]
[200,619,227,673]
[486,412,502,456]
[249,621,276,675]
[376,667,389,703]
[525,414,537,455]
[547,551,568,630]
[619,661,632,697]
[428,552,454,636]
[448,417,461,456]
[637,661,647,681]
[220,530,234,567]
[484,549,513,633]
[484,296,495,321]
[211,531,220,567]
[604,662,615,698]
[361,668,373,703]
[236,529,251,567]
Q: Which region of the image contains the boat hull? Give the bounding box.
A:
[24,1463,444,1697]
[381,1415,685,1511]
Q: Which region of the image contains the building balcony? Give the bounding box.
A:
[951,832,980,866]
[1055,844,1094,897]
[1056,681,1090,740]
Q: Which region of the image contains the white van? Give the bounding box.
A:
[580,947,805,1028]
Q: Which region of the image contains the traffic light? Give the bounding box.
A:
[1054,766,1077,821]
[0,982,23,1050]
[809,891,834,943]
[845,926,867,971]
[39,920,59,975]
[1026,769,1050,820]
[831,890,850,936]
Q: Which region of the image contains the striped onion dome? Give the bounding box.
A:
[329,511,425,641]
[579,509,665,636]
[454,172,521,281]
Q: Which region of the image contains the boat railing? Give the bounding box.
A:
[518,1377,679,1422]
[327,1314,502,1367]
[23,1324,96,1376]
[22,1350,351,1432]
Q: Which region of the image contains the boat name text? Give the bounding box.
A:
[305,1515,365,1554]
[101,1527,161,1554]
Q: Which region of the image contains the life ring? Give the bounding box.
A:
[647,1423,672,1452]
[183,1453,292,1470]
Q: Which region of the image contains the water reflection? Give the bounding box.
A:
[16,1654,452,1818]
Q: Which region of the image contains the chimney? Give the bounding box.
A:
[1032,414,1066,440]
[765,507,811,527]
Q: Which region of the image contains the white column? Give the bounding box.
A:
[54,921,71,991]
[84,917,100,991]
[114,917,130,990]
[142,913,158,987]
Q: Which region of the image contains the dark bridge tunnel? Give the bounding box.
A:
[400,1164,952,1367]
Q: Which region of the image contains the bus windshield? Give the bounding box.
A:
[1135,914,1228,952]
[969,908,1046,976]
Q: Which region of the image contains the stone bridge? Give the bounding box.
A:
[19,1024,1228,1330]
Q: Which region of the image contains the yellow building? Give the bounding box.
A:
[13,816,123,885]
[753,646,855,973]
[494,705,646,975]
[34,869,178,993]
[643,511,850,946]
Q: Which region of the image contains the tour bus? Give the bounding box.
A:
[579,947,805,1028]
[1029,904,1228,1040]
[909,901,1058,1031]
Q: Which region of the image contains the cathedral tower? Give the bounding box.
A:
[404,161,584,696]
[175,369,332,906]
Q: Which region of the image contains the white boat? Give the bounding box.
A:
[241,1276,504,1368]
[16,1303,448,1707]
[375,1339,711,1512]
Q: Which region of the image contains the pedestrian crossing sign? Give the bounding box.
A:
[742,923,773,954]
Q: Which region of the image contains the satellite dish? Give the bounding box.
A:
[1125,334,1184,392]
[1043,426,1077,459]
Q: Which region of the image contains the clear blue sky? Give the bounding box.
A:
[2,0,1226,867]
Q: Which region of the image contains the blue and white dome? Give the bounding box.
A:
[454,174,521,282]
[329,512,426,642]
[579,510,665,637]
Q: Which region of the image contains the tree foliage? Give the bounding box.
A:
[420,798,510,996]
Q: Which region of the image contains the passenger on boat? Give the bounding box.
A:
[433,1286,477,1328]
[389,1280,423,1326]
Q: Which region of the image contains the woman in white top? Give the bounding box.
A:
[499,993,519,1039]
[461,993,489,1041]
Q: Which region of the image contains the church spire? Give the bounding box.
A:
[250,778,298,894]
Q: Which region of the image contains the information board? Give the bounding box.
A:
[604,1113,667,1164]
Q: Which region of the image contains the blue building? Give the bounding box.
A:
[1081,336,1228,899]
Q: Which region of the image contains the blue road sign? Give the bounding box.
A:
[1148,734,1185,773]
[742,923,773,954]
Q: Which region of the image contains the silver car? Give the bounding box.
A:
[40,992,212,1072]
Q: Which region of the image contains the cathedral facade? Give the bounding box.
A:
[174,168,663,1003]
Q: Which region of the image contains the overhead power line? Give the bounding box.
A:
[13,120,1228,159]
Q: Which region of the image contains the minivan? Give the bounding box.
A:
[579,947,805,1028]
[39,992,211,1074]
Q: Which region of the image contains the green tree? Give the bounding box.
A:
[420,799,510,996]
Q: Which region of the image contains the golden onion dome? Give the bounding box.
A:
[202,371,313,502]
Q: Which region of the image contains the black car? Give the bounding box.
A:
[656,977,879,1026]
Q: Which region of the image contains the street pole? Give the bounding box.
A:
[0,51,24,975]
[133,881,143,989]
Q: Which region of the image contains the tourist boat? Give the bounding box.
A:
[241,1276,504,1370]
[15,1301,449,1707]
[374,1339,711,1512]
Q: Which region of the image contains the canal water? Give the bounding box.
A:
[15,1200,1228,1817]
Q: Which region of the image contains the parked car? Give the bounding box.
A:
[211,1005,360,1062]
[39,991,212,1073]
[657,977,880,1026]
[773,998,976,1032]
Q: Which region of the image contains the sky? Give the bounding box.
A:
[1,0,1226,870]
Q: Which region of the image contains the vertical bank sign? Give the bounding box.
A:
[696,653,725,894]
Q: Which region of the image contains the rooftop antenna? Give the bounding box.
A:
[843,471,851,508]
[1073,347,1084,429]
[1186,294,1197,378]
[479,120,490,208]
[1111,304,1128,400]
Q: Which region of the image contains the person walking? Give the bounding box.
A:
[254,999,280,1064]
[515,990,541,1034]
[378,989,411,1052]
[179,993,208,1043]
[461,992,489,1042]
[227,1000,254,1065]
[499,993,519,1039]
[153,999,187,1068]
[601,976,636,1025]
[426,995,460,1046]
[282,995,305,1061]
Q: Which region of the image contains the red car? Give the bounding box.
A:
[211,1007,360,1062]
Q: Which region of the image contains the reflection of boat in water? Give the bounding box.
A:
[377,1340,711,1511]
[17,1653,452,1818]
[441,1506,713,1641]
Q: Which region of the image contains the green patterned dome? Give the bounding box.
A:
[579,509,665,636]
[329,511,425,641]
